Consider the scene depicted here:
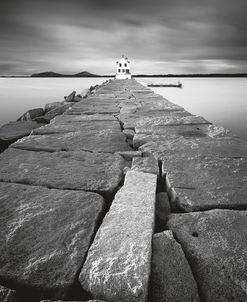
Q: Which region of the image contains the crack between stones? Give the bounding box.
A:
[11,146,120,155]
[0,179,118,202]
[170,230,206,302]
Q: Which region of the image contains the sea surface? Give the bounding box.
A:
[0,77,246,141]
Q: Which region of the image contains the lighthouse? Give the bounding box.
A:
[115,55,131,79]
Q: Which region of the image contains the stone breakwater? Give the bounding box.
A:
[0,78,246,302]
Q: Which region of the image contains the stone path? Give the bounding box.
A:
[0,78,246,302]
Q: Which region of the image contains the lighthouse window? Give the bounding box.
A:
[119,63,122,67]
[118,69,121,73]
[124,63,127,67]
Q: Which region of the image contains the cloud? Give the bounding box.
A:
[0,0,247,74]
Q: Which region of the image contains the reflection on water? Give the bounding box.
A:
[138,77,247,141]
[0,77,246,141]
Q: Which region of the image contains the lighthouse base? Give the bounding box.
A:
[115,74,131,80]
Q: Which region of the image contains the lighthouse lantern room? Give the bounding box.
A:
[115,55,131,79]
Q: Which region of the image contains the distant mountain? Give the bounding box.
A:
[31,72,63,77]
[74,71,98,77]
[31,71,99,77]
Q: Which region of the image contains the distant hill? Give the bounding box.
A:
[31,72,63,77]
[74,71,98,77]
[31,71,99,77]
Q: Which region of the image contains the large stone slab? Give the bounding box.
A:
[79,171,157,302]
[140,136,247,159]
[163,155,247,212]
[134,125,239,149]
[135,114,210,130]
[0,285,16,302]
[50,114,117,124]
[12,129,131,153]
[0,182,104,300]
[138,98,184,112]
[135,123,235,136]
[0,149,125,197]
[131,156,159,175]
[32,120,121,135]
[150,231,199,302]
[65,100,119,115]
[119,110,193,130]
[0,121,43,152]
[167,209,247,302]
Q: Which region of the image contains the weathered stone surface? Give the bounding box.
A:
[140,136,247,159]
[123,129,135,139]
[73,95,83,102]
[135,114,210,130]
[0,121,43,152]
[33,113,57,124]
[32,120,121,135]
[0,285,16,302]
[47,103,72,116]
[0,149,125,197]
[65,97,119,115]
[79,171,157,302]
[50,114,117,124]
[44,101,65,113]
[133,124,237,148]
[0,182,104,300]
[131,156,159,175]
[150,230,199,302]
[119,110,192,130]
[135,123,234,136]
[65,91,76,102]
[41,300,105,302]
[81,88,90,98]
[168,209,247,302]
[17,108,44,121]
[12,130,131,153]
[120,105,138,114]
[138,98,184,113]
[155,192,171,224]
[66,104,119,115]
[163,155,247,211]
[115,150,142,161]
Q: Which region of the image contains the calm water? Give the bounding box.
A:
[139,77,247,141]
[0,77,246,141]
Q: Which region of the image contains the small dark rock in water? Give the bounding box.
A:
[0,285,16,302]
[0,121,43,152]
[17,108,44,121]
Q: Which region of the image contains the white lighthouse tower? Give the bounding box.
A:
[115,55,131,79]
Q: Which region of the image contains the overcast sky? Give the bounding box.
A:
[1,0,247,75]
